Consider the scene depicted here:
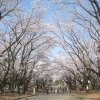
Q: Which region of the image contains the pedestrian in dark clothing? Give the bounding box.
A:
[57,87,59,93]
[46,88,49,94]
[51,87,53,91]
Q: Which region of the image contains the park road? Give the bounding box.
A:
[20,93,82,100]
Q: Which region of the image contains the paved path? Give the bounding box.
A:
[20,93,81,100]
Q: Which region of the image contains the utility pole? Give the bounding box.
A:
[97,38,100,77]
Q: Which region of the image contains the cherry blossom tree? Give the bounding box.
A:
[51,0,100,90]
[0,0,56,94]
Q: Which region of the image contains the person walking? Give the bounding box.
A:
[51,87,53,92]
[57,87,59,93]
[46,88,49,94]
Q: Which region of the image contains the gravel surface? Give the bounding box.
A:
[19,93,82,100]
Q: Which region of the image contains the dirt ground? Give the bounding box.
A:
[72,90,100,100]
[0,93,23,100]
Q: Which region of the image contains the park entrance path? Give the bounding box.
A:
[22,93,81,100]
